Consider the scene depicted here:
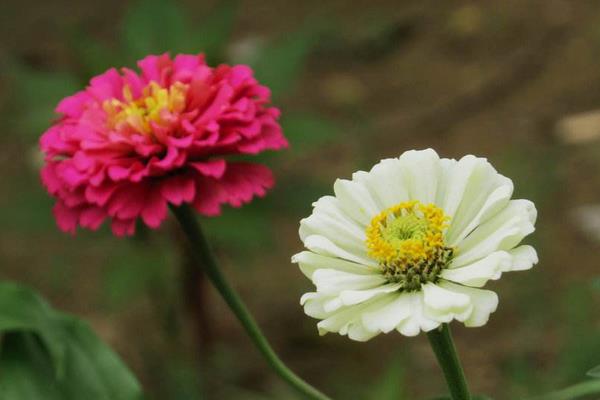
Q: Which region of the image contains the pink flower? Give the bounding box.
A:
[40,53,287,236]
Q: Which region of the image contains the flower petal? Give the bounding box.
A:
[397,148,441,204]
[441,251,511,287]
[351,158,410,209]
[333,179,380,226]
[311,269,386,295]
[505,245,538,272]
[316,294,396,341]
[396,291,441,336]
[453,199,536,266]
[300,196,367,256]
[292,251,375,279]
[422,283,473,323]
[437,281,499,327]
[339,283,402,306]
[303,234,378,267]
[361,293,412,334]
[443,155,514,246]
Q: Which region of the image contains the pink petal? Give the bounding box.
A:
[161,175,196,205]
[190,159,226,178]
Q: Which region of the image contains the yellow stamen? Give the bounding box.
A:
[365,201,453,290]
[103,81,188,135]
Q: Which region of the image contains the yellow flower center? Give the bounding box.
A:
[365,201,453,290]
[103,82,188,135]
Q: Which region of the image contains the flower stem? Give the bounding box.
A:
[426,324,471,400]
[170,204,332,400]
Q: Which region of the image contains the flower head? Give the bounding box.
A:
[40,53,287,236]
[293,149,537,341]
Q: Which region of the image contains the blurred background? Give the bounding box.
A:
[1,0,600,398]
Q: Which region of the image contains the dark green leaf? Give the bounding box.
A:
[0,282,67,375]
[0,333,63,399]
[0,282,143,400]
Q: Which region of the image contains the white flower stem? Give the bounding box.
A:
[171,204,332,400]
[427,324,472,400]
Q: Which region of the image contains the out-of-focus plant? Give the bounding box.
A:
[0,282,143,399]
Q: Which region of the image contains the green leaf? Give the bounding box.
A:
[0,282,143,400]
[121,0,191,61]
[588,365,600,378]
[194,0,240,63]
[0,282,68,375]
[527,380,600,400]
[0,333,63,399]
[251,26,321,99]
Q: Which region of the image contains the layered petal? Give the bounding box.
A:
[40,53,286,235]
[453,199,537,267]
[295,149,536,341]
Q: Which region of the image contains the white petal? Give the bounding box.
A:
[292,251,375,279]
[301,292,336,319]
[339,283,402,306]
[316,294,393,339]
[333,179,380,226]
[300,211,367,257]
[312,269,386,295]
[441,251,510,287]
[362,293,412,333]
[453,200,536,266]
[438,281,499,327]
[505,245,538,271]
[396,291,441,336]
[303,235,377,267]
[443,156,514,246]
[397,149,441,204]
[351,158,410,209]
[347,322,380,341]
[422,283,473,323]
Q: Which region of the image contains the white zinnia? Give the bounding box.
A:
[292,149,537,341]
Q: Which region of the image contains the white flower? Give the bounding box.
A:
[292,149,538,341]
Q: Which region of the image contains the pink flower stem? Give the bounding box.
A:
[171,204,332,400]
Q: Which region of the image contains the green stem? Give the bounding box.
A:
[427,324,471,400]
[171,205,332,400]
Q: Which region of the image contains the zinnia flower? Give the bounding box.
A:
[293,149,537,341]
[40,53,287,236]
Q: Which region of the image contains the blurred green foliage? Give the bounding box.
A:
[1,0,600,399]
[0,283,143,399]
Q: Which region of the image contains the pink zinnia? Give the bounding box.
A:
[40,53,287,236]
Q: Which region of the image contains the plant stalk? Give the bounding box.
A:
[427,323,471,400]
[171,204,332,400]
